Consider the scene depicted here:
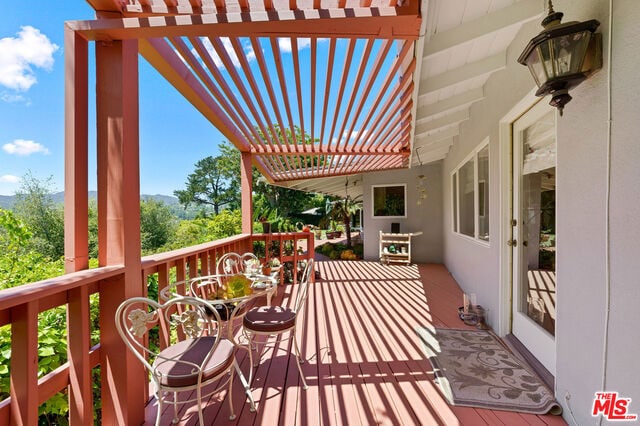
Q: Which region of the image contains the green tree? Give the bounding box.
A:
[205,209,242,239]
[0,209,64,289]
[253,177,315,221]
[327,195,362,247]
[13,173,65,260]
[165,210,242,250]
[252,125,321,220]
[88,199,99,259]
[140,199,178,254]
[174,141,241,215]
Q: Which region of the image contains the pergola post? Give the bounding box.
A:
[64,27,89,274]
[95,38,146,425]
[241,152,253,236]
[63,27,93,425]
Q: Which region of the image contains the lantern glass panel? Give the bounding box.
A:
[551,31,591,76]
[540,41,555,79]
[525,47,544,87]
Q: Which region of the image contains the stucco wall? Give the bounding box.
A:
[554,1,640,424]
[440,19,539,331]
[438,1,640,423]
[362,162,443,264]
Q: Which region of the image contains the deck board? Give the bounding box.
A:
[145,261,566,425]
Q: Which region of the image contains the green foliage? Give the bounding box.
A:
[0,308,71,423]
[0,209,64,290]
[253,180,314,221]
[13,173,65,260]
[317,242,363,261]
[88,199,99,260]
[174,141,241,215]
[0,325,10,398]
[140,199,178,255]
[164,210,242,250]
[325,195,362,247]
[37,309,70,423]
[206,209,243,239]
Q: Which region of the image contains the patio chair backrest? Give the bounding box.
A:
[115,296,225,375]
[294,259,314,313]
[115,295,237,424]
[217,252,243,275]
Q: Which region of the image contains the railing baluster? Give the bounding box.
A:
[0,233,316,423]
[68,286,93,425]
[10,301,39,425]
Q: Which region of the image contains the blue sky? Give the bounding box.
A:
[0,2,226,197]
[0,3,400,197]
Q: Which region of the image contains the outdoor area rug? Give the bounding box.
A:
[417,327,562,415]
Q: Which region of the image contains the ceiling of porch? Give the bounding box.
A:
[80,0,543,198]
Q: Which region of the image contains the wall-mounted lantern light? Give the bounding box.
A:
[517,0,602,115]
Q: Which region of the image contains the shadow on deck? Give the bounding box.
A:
[145,261,566,425]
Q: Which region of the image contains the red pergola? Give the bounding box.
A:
[58,1,422,423]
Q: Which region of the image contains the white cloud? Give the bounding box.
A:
[1,92,28,103]
[196,37,255,69]
[278,37,312,53]
[3,139,50,156]
[333,129,369,145]
[0,174,20,184]
[0,26,58,92]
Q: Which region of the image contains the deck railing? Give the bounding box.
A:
[0,231,313,425]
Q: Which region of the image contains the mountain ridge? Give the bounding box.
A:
[0,191,180,210]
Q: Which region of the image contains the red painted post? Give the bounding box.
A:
[241,152,253,237]
[64,27,94,425]
[64,27,89,274]
[95,39,145,425]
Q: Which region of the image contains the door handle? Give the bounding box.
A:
[507,239,518,247]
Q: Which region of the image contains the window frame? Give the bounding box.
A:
[451,139,490,245]
[371,184,407,219]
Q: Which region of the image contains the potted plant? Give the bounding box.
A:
[244,258,261,274]
[263,257,281,276]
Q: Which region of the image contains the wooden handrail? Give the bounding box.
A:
[0,231,314,424]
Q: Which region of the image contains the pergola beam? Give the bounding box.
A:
[76,2,422,189]
[67,10,421,41]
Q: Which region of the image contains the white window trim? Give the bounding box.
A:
[451,138,490,246]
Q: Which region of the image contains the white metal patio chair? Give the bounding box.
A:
[216,252,243,275]
[115,296,238,425]
[240,252,262,274]
[242,259,314,389]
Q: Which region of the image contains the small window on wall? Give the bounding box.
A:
[372,184,406,218]
[451,139,490,243]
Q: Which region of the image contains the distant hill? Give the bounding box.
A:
[1,192,181,210]
[0,195,13,210]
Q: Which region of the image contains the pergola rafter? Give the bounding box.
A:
[78,0,421,189]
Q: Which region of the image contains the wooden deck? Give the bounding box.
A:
[145,261,567,425]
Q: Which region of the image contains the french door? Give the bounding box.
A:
[511,101,557,375]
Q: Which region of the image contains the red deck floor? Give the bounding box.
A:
[145,261,566,425]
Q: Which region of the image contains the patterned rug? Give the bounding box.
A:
[417,327,562,415]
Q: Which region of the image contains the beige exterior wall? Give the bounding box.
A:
[362,162,444,264]
[437,0,640,423]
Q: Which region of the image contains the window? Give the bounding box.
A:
[372,184,406,218]
[451,140,490,242]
